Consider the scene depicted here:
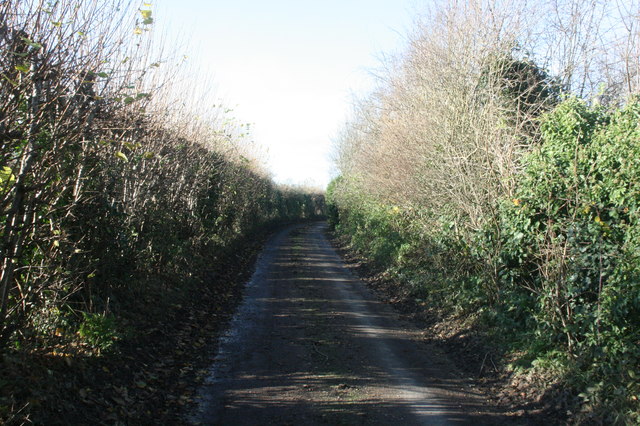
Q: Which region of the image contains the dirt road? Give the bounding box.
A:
[189,222,515,425]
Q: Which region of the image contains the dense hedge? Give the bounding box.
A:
[0,1,324,353]
[329,98,640,422]
[330,2,640,420]
[498,99,640,417]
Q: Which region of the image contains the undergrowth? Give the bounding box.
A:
[329,98,640,423]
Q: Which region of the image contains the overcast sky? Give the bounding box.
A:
[154,0,419,188]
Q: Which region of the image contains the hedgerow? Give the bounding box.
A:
[330,95,640,425]
[0,1,324,358]
[496,98,640,421]
[330,1,640,422]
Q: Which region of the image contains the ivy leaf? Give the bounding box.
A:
[115,151,128,162]
[124,142,141,150]
[19,37,43,50]
[15,63,30,73]
[1,166,15,189]
[140,9,153,25]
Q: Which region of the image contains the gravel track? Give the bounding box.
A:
[189,222,516,425]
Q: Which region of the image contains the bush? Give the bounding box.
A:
[497,98,640,419]
[330,0,640,420]
[78,313,120,352]
[0,0,325,354]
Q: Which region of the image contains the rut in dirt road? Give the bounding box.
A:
[189,222,514,425]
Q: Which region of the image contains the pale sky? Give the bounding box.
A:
[154,1,419,188]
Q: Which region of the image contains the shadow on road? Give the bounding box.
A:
[190,223,522,425]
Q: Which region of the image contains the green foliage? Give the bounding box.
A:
[347,205,402,266]
[0,0,325,357]
[325,176,341,229]
[0,166,15,193]
[327,180,485,312]
[78,313,119,351]
[497,98,640,419]
[331,97,640,421]
[328,180,397,263]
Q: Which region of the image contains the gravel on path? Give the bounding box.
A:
[189,222,517,425]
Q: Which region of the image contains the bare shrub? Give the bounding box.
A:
[334,0,638,229]
[336,0,552,232]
